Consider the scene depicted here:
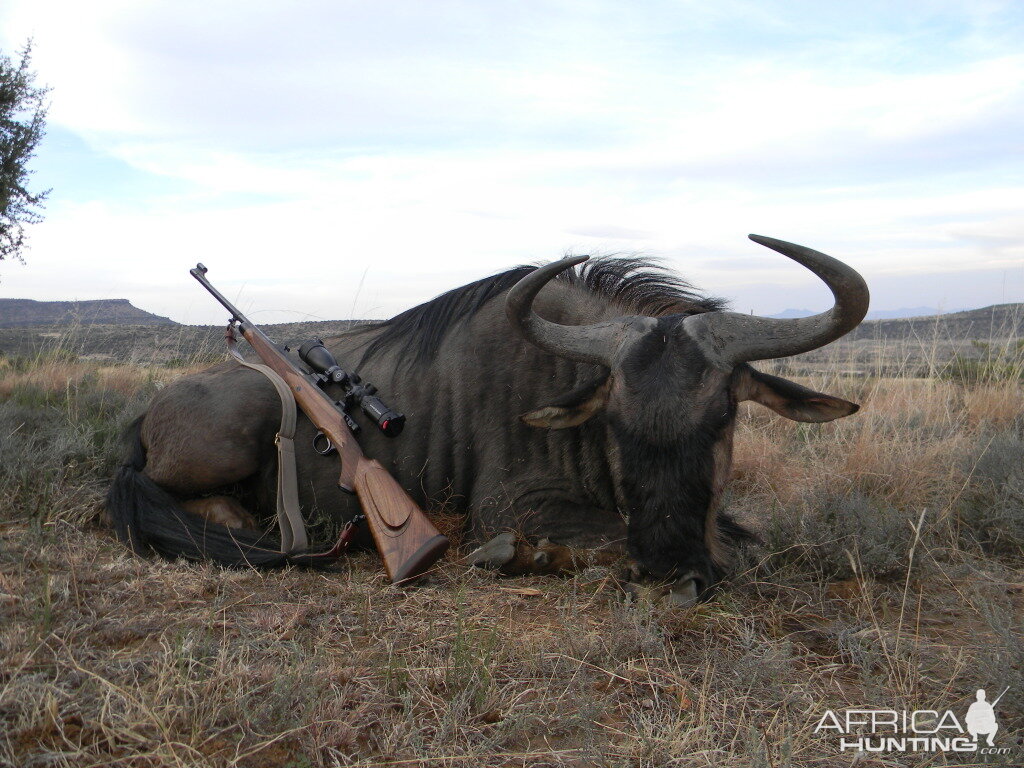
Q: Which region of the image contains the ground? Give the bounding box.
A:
[1,328,1022,767]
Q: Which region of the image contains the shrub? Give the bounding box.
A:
[942,340,1024,384]
[761,489,917,580]
[957,429,1024,560]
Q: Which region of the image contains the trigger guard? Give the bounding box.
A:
[313,432,335,455]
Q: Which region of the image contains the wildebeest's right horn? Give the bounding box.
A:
[683,235,870,365]
[505,255,637,367]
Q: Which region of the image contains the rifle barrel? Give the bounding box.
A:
[190,264,253,328]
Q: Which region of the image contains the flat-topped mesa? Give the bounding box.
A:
[0,298,177,327]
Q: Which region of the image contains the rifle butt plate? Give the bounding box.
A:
[392,534,450,584]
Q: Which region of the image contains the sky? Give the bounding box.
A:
[0,0,1022,324]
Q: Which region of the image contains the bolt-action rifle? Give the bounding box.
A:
[190,264,449,583]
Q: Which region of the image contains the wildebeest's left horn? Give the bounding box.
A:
[506,255,640,367]
[683,235,869,365]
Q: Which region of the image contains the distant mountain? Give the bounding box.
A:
[1,300,1020,366]
[772,306,962,321]
[846,302,1024,341]
[866,307,951,320]
[0,298,177,328]
[0,316,366,363]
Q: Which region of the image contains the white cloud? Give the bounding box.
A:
[0,0,1022,321]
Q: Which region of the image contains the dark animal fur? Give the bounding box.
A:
[357,256,726,369]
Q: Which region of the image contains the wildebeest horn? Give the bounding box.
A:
[505,255,645,367]
[683,235,870,365]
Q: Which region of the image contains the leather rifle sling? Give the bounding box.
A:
[226,327,308,554]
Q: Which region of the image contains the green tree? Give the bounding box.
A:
[0,42,49,263]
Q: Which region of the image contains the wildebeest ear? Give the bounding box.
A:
[737,367,859,423]
[520,376,612,429]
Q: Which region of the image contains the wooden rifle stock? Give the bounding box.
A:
[240,325,448,583]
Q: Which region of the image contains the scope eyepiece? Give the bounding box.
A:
[298,338,346,383]
[361,395,405,437]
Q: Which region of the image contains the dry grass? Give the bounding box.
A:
[0,360,206,399]
[1,338,1022,767]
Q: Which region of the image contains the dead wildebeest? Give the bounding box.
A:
[107,235,868,602]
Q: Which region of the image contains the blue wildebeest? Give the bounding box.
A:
[107,235,868,601]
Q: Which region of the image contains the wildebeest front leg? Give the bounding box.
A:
[465,496,628,575]
[465,533,621,575]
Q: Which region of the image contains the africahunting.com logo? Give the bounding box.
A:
[815,688,1011,755]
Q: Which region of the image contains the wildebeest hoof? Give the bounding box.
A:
[621,563,644,581]
[464,532,517,570]
[534,538,555,567]
[662,577,700,609]
[618,571,701,608]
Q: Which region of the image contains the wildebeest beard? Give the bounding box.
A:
[610,409,740,587]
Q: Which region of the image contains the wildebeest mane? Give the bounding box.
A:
[357,256,726,369]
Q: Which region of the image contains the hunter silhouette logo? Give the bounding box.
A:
[815,687,1011,755]
[965,688,1006,747]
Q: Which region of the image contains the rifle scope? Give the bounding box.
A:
[298,339,406,438]
[298,338,347,384]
